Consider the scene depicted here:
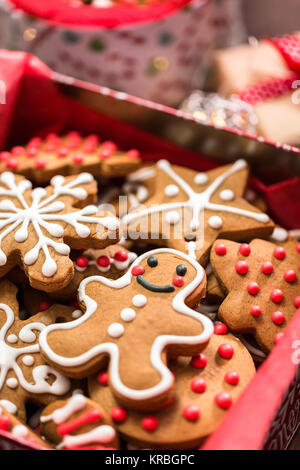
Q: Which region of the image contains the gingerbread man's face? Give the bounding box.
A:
[40,249,214,411]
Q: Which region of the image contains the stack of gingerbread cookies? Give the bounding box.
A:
[0,131,298,449]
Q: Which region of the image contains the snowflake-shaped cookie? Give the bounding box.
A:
[0,279,75,421]
[0,171,120,292]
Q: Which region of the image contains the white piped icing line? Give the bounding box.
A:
[41,394,87,424]
[0,303,70,395]
[75,251,137,273]
[0,172,119,277]
[39,248,214,402]
[122,160,270,247]
[0,400,17,414]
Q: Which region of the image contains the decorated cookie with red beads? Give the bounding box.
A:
[0,132,141,184]
[0,279,76,422]
[0,171,120,292]
[0,405,51,449]
[88,327,255,449]
[40,394,119,450]
[39,248,214,411]
[211,238,300,352]
[122,159,274,264]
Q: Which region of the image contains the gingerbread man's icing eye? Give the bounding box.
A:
[176,265,187,276]
[147,256,158,267]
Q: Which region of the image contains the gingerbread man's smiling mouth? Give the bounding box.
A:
[136,275,175,293]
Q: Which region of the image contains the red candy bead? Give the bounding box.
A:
[218,344,234,359]
[272,311,285,325]
[141,416,158,431]
[27,147,38,158]
[6,158,18,169]
[44,143,57,153]
[11,146,24,155]
[127,149,140,159]
[273,246,286,260]
[111,407,128,423]
[131,265,145,276]
[0,151,10,161]
[235,260,249,275]
[225,371,239,385]
[172,276,184,287]
[35,158,46,169]
[97,371,108,386]
[261,262,274,274]
[190,353,208,369]
[247,282,260,295]
[114,250,129,262]
[73,153,84,164]
[274,332,284,344]
[215,392,232,409]
[182,405,200,421]
[190,377,206,393]
[284,269,297,283]
[75,256,89,268]
[250,305,262,317]
[296,243,300,254]
[97,256,111,268]
[214,243,227,255]
[294,296,300,308]
[239,243,251,256]
[270,289,284,303]
[214,323,228,335]
[0,415,11,431]
[39,301,51,311]
[58,147,69,158]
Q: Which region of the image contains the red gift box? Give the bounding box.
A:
[0,50,300,450]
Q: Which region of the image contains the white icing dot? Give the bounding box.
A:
[6,378,18,389]
[22,355,35,366]
[7,334,18,343]
[72,310,83,319]
[132,294,147,308]
[271,227,288,243]
[208,215,223,229]
[107,323,124,338]
[120,308,136,322]
[165,211,180,225]
[12,424,28,438]
[194,173,208,185]
[0,400,17,415]
[164,184,179,197]
[219,189,234,201]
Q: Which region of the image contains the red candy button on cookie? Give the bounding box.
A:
[214,323,228,335]
[114,250,129,262]
[141,416,158,431]
[172,276,184,287]
[76,256,89,269]
[224,371,239,385]
[270,289,284,303]
[190,377,206,393]
[247,282,260,295]
[190,353,208,368]
[214,243,227,255]
[97,371,108,386]
[215,392,232,409]
[183,405,200,421]
[97,256,111,268]
[250,305,262,317]
[111,407,128,423]
[273,246,286,260]
[218,344,234,359]
[284,269,297,283]
[131,265,145,276]
[272,311,285,325]
[239,243,251,256]
[261,262,273,274]
[235,260,249,275]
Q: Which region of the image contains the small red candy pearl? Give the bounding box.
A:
[261,262,274,274]
[35,158,46,169]
[40,301,51,311]
[294,296,300,308]
[141,416,158,431]
[58,147,69,158]
[172,276,184,287]
[114,250,128,262]
[225,371,239,385]
[239,243,251,256]
[274,332,284,344]
[214,323,228,335]
[272,311,285,325]
[190,353,208,369]
[214,243,227,255]
[127,149,140,159]
[218,344,234,359]
[182,405,200,421]
[270,289,284,304]
[28,137,42,147]
[27,147,38,158]
[273,246,286,260]
[73,153,84,164]
[44,143,57,153]
[131,265,145,276]
[235,260,249,275]
[284,269,297,283]
[11,146,24,155]
[250,305,262,317]
[0,414,11,431]
[215,392,232,409]
[75,256,89,269]
[111,407,128,423]
[247,282,260,295]
[190,377,206,393]
[99,142,117,159]
[0,151,10,161]
[97,371,108,386]
[296,243,300,254]
[6,158,18,169]
[97,256,111,268]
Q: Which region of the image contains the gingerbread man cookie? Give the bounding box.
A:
[89,325,255,449]
[40,248,214,411]
[211,239,300,352]
[0,405,51,449]
[40,394,119,450]
[0,279,76,421]
[0,171,120,292]
[0,132,141,184]
[122,159,274,264]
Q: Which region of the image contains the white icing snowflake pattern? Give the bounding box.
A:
[0,172,119,277]
[0,303,70,395]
